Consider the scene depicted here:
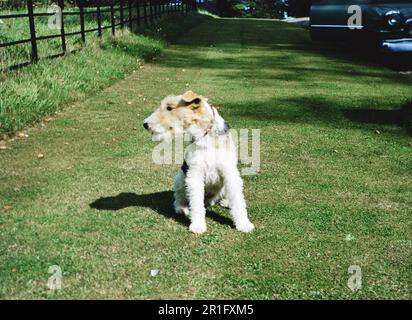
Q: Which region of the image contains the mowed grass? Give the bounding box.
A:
[0,9,202,135]
[0,4,177,70]
[0,16,411,299]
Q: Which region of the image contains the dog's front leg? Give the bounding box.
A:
[185,170,207,234]
[174,170,189,216]
[223,169,255,233]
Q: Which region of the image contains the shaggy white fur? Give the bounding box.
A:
[144,92,254,234]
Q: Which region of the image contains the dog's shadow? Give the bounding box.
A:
[89,191,234,228]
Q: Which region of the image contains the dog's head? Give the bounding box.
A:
[143,91,227,141]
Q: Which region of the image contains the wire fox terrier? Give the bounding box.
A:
[144,91,254,234]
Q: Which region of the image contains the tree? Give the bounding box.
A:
[288,0,311,17]
[215,0,286,18]
[216,0,237,17]
[252,0,277,18]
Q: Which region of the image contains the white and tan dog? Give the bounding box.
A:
[143,91,254,234]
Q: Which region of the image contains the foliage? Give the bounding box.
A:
[288,0,311,17]
[0,1,64,10]
[215,0,287,18]
[212,0,311,18]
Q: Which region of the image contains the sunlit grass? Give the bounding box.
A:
[0,14,411,299]
[0,10,203,135]
[0,4,182,70]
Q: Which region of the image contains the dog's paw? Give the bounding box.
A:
[175,205,190,217]
[219,198,230,208]
[189,222,207,234]
[236,220,255,233]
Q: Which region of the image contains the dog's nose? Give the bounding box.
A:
[143,122,149,130]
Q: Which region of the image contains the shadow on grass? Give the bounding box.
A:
[132,12,214,43]
[156,18,412,84]
[159,46,410,88]
[224,96,412,135]
[342,101,412,135]
[89,191,234,228]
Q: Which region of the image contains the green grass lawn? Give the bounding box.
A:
[0,11,205,135]
[0,4,179,70]
[0,15,411,299]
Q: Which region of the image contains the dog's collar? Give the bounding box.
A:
[204,104,216,137]
[210,103,216,120]
[181,160,189,175]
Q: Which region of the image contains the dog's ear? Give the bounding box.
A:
[181,91,202,109]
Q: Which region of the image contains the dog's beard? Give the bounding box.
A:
[151,126,184,142]
[151,131,172,142]
[185,124,207,140]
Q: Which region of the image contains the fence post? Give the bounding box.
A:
[57,0,67,52]
[110,0,116,35]
[128,0,133,30]
[136,0,141,26]
[143,0,148,25]
[97,0,102,38]
[120,0,125,28]
[158,0,162,19]
[79,2,86,43]
[149,0,154,23]
[27,0,38,63]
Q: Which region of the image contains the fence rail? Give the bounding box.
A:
[0,0,197,71]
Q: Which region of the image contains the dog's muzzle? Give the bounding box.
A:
[143,122,149,130]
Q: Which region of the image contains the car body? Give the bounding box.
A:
[310,0,412,53]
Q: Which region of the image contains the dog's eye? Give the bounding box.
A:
[167,106,173,111]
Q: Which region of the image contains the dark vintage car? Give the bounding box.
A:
[310,0,412,53]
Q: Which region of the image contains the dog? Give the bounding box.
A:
[143,91,254,234]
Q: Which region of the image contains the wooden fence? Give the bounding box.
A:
[0,0,197,70]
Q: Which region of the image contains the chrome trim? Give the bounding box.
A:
[383,38,412,43]
[381,38,412,53]
[385,10,401,16]
[311,24,364,29]
[385,10,401,17]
